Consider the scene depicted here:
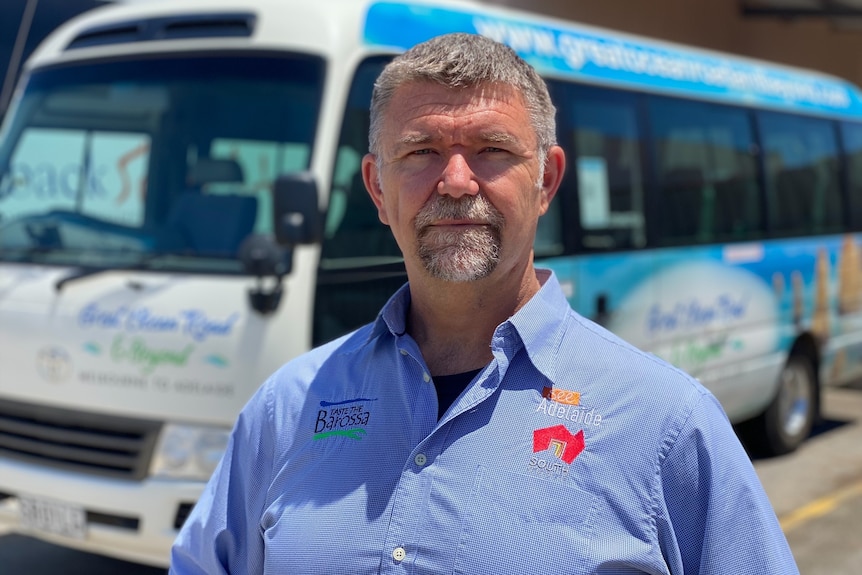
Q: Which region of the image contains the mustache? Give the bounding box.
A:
[414,195,504,230]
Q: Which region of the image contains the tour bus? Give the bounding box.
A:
[2,0,862,566]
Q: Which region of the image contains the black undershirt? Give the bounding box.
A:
[433,368,483,420]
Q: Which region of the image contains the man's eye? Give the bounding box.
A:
[411,149,432,155]
[484,147,505,153]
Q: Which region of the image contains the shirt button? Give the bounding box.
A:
[400,349,408,356]
[392,547,406,562]
[414,453,427,466]
[423,372,431,382]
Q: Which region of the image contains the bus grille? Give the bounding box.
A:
[0,399,160,480]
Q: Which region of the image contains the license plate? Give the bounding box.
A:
[19,496,87,540]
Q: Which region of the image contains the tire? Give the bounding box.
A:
[740,354,818,457]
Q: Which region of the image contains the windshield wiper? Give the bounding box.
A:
[55,266,112,292]
[54,255,169,292]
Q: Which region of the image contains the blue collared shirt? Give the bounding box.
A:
[171,270,798,574]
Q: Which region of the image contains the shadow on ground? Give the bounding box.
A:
[0,533,167,575]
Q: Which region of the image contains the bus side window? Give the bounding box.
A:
[314,56,405,346]
[321,58,400,264]
[758,112,842,236]
[662,166,706,241]
[563,86,645,251]
[841,121,862,230]
[649,97,761,245]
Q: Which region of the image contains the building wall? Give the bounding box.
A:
[490,0,862,87]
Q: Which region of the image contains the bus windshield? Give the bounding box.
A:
[0,53,324,273]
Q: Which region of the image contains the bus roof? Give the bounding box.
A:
[24,0,862,120]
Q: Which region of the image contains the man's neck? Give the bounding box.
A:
[407,266,542,376]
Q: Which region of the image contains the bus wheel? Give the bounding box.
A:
[744,354,817,457]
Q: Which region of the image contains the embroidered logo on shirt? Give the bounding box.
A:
[541,386,581,406]
[536,390,603,427]
[313,397,377,440]
[528,424,585,478]
[533,425,585,464]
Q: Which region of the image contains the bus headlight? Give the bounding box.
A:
[149,424,230,481]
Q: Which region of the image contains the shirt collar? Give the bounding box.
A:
[372,270,571,380]
[501,269,571,383]
[371,282,412,339]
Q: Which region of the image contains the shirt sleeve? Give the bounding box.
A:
[655,392,800,575]
[169,381,275,575]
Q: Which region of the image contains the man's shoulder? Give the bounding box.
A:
[273,322,380,381]
[252,321,385,422]
[557,308,709,405]
[543,310,721,466]
[520,274,708,407]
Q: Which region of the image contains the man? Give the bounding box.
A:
[171,33,799,574]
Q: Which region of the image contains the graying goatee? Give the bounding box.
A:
[415,195,504,282]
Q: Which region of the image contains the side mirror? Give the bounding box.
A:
[272,171,322,246]
[238,233,287,315]
[239,234,285,277]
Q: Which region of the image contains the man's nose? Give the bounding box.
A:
[437,153,480,198]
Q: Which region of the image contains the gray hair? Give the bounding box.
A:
[368,33,557,167]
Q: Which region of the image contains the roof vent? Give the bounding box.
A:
[66,13,256,50]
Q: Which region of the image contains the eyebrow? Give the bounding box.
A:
[397,133,433,147]
[396,131,521,147]
[480,131,519,145]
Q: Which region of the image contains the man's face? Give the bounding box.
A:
[362,81,560,283]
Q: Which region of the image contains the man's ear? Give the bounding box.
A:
[539,145,566,215]
[361,153,389,225]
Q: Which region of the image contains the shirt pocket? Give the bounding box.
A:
[453,466,598,575]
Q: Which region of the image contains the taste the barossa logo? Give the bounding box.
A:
[314,397,377,440]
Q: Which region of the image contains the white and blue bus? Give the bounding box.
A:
[1,0,861,565]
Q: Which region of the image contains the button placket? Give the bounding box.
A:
[379,338,444,573]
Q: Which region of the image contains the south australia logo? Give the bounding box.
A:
[529,424,585,478]
[313,397,377,440]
